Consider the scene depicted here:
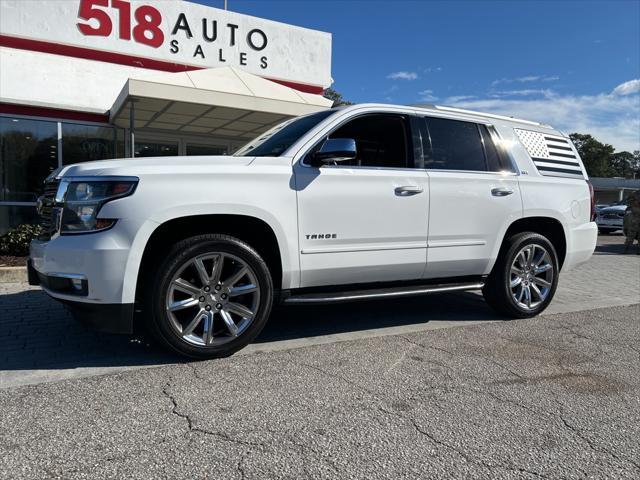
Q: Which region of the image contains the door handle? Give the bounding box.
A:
[395,186,423,196]
[491,187,514,197]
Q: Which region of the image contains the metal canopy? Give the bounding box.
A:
[110,66,332,144]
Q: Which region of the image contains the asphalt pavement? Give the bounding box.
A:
[1,304,639,479]
[0,233,639,479]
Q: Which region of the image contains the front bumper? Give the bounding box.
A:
[29,225,136,334]
[28,259,134,334]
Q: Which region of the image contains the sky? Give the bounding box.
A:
[198,0,640,152]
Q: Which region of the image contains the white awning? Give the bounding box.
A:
[110,66,332,139]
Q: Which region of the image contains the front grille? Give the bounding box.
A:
[38,178,61,241]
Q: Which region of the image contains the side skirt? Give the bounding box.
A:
[280,277,485,305]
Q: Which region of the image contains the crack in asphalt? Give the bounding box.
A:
[236,453,248,480]
[410,418,551,478]
[296,359,379,399]
[156,316,639,478]
[162,366,341,478]
[299,346,552,478]
[400,334,525,380]
[162,376,266,448]
[402,330,640,475]
[554,396,640,472]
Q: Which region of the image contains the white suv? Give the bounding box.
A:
[29,104,598,358]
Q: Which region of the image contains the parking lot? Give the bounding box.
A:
[1,234,639,479]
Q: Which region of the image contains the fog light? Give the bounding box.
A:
[71,278,84,291]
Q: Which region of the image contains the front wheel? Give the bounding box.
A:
[144,234,273,359]
[483,232,559,318]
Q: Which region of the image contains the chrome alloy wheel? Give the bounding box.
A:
[165,253,260,346]
[509,244,554,311]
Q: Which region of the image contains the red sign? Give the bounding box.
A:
[77,0,164,48]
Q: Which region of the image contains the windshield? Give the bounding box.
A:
[234,110,335,157]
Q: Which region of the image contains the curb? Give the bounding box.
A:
[0,266,27,283]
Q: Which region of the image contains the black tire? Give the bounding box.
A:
[143,234,273,359]
[483,232,559,318]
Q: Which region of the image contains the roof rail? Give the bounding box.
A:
[410,103,547,127]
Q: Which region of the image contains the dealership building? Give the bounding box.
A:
[0,0,332,234]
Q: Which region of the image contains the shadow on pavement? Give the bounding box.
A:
[260,292,497,342]
[595,233,636,255]
[0,288,500,371]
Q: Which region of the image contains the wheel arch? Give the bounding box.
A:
[501,216,567,268]
[134,214,285,305]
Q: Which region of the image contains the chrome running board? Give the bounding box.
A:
[281,281,484,305]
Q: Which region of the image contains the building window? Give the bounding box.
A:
[0,117,58,204]
[135,140,179,157]
[186,144,228,156]
[0,116,122,235]
[61,123,121,165]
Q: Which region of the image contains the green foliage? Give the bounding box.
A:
[569,133,615,177]
[610,151,640,179]
[323,88,354,107]
[0,224,43,257]
[569,134,640,178]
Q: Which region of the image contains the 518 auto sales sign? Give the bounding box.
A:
[0,0,332,91]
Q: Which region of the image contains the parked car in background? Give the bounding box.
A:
[595,204,610,214]
[596,205,627,233]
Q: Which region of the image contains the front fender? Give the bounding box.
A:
[118,203,297,304]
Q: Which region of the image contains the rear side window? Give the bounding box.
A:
[424,117,486,171]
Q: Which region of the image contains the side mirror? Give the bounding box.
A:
[310,138,357,166]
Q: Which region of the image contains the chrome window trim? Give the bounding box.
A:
[424,169,519,176]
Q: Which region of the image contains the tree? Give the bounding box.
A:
[323,88,354,107]
[569,133,615,177]
[609,151,637,178]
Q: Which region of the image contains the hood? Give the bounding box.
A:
[56,155,255,178]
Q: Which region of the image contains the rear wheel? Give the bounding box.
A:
[483,232,559,318]
[144,234,273,359]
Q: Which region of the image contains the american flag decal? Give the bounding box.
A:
[514,128,584,178]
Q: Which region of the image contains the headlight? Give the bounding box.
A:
[57,178,138,234]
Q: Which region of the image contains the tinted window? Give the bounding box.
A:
[0,117,58,203]
[61,123,120,165]
[186,144,227,156]
[235,110,334,157]
[479,125,514,172]
[323,114,409,168]
[134,140,179,158]
[424,117,486,171]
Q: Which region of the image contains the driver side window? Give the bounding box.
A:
[324,114,411,168]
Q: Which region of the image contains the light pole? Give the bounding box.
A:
[224,0,228,9]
